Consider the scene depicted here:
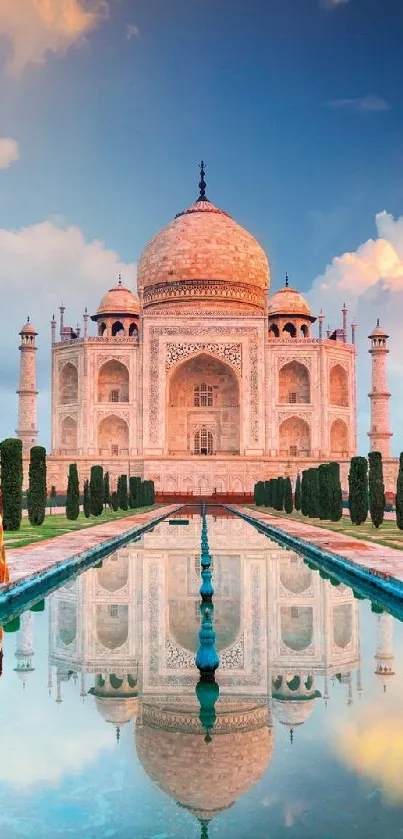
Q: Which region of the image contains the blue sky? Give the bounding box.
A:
[0,0,403,451]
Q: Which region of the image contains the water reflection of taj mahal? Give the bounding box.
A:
[13,515,395,827]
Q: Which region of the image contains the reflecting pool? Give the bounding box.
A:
[1,507,403,838]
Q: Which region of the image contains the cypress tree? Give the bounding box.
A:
[349,456,368,525]
[308,468,320,518]
[329,462,343,522]
[111,491,119,511]
[301,470,309,516]
[118,475,128,510]
[284,477,293,514]
[277,477,285,511]
[396,453,403,530]
[264,480,271,507]
[90,465,104,516]
[0,438,23,531]
[103,472,110,509]
[295,473,301,511]
[271,478,278,511]
[368,451,385,529]
[66,464,80,520]
[49,484,57,515]
[83,479,91,518]
[27,446,47,526]
[318,463,332,521]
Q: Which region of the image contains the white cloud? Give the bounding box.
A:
[328,95,390,113]
[0,0,109,74]
[308,211,403,454]
[0,137,19,169]
[0,219,136,446]
[126,23,140,40]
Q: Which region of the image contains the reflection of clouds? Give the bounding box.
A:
[334,702,403,802]
[0,704,113,788]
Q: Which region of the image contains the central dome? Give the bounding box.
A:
[137,194,270,312]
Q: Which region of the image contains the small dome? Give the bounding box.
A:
[20,319,37,335]
[268,286,313,319]
[137,197,270,312]
[369,319,389,339]
[96,281,140,318]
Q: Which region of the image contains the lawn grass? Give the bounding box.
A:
[248,506,403,551]
[4,506,158,549]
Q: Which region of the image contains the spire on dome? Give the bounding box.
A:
[285,272,289,288]
[118,274,122,286]
[197,160,208,202]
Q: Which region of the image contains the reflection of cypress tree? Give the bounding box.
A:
[368,451,385,529]
[396,453,403,530]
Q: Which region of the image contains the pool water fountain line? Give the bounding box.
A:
[195,502,220,753]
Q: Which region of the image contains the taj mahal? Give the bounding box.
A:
[15,164,395,494]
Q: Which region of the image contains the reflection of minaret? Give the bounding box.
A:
[374,612,395,691]
[13,611,35,687]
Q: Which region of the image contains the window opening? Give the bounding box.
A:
[194,383,213,407]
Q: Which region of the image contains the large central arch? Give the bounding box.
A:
[167,353,240,455]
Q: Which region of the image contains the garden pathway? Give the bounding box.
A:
[3,505,180,588]
[233,506,403,582]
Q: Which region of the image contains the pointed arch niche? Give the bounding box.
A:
[167,353,240,455]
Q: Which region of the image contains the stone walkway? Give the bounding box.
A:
[3,505,180,588]
[233,506,403,582]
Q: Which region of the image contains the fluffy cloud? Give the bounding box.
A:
[0,219,135,445]
[328,95,390,113]
[0,0,109,74]
[0,137,19,169]
[308,211,403,453]
[334,697,403,803]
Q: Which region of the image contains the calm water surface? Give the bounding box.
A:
[0,508,403,839]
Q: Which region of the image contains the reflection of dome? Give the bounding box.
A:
[137,196,269,312]
[272,697,316,728]
[272,673,321,731]
[95,696,139,725]
[136,703,273,820]
[97,282,140,317]
[268,286,313,319]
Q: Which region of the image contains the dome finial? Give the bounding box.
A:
[377,317,380,327]
[198,160,207,201]
[285,272,289,288]
[118,273,122,286]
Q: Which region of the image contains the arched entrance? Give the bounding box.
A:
[167,353,240,455]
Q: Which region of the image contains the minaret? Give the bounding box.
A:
[374,612,395,691]
[13,610,35,687]
[368,320,392,457]
[16,318,38,454]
